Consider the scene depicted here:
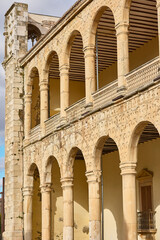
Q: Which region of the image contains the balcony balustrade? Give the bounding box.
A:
[92,79,118,109]
[30,124,41,142]
[45,113,60,136]
[126,56,159,92]
[28,56,160,142]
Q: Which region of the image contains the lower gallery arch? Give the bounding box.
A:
[69,147,89,240]
[46,156,63,239]
[28,163,42,240]
[131,122,160,240]
[95,136,122,240]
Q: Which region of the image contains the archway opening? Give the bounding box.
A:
[47,52,60,118]
[47,157,63,239]
[69,32,85,106]
[94,7,117,89]
[32,166,41,240]
[30,67,40,129]
[72,148,89,240]
[28,24,41,50]
[135,123,160,239]
[128,0,158,71]
[95,136,122,240]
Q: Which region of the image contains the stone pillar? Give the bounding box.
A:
[59,65,69,119]
[83,46,96,107]
[86,171,101,240]
[41,183,52,240]
[40,80,48,134]
[24,94,32,139]
[116,23,129,91]
[120,162,137,240]
[23,187,33,240]
[61,177,74,240]
[157,2,160,57]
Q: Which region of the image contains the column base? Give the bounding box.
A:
[3,231,23,240]
[89,221,101,240]
[63,226,73,240]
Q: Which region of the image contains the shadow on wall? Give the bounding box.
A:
[137,138,160,240]
[102,151,123,240]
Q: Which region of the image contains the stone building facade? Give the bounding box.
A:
[2,0,160,240]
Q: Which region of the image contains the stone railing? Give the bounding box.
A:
[45,113,60,135]
[30,124,41,142]
[66,98,86,122]
[27,57,160,143]
[126,56,159,92]
[92,79,118,109]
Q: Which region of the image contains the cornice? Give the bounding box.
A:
[20,0,92,67]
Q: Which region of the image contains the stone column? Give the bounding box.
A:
[157,2,160,57]
[120,162,137,240]
[83,46,96,107]
[116,23,129,91]
[59,65,69,119]
[40,80,48,134]
[61,177,74,240]
[86,171,101,240]
[41,183,52,240]
[23,187,33,240]
[24,94,32,139]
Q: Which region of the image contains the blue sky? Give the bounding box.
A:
[0,0,77,192]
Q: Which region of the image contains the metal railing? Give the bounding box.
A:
[137,210,156,233]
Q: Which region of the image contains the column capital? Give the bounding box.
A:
[59,64,69,73]
[22,186,33,196]
[83,45,95,57]
[120,162,137,175]
[115,22,129,36]
[86,170,101,183]
[24,94,32,103]
[157,2,160,8]
[61,177,73,188]
[39,80,48,91]
[40,183,52,193]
